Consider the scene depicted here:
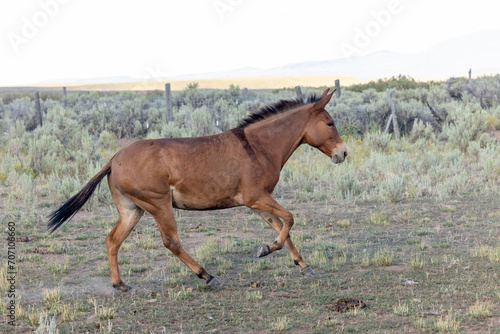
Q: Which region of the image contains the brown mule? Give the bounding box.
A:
[47,88,347,291]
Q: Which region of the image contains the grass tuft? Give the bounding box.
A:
[336,219,351,228]
[43,288,61,309]
[410,254,425,269]
[246,290,263,301]
[269,316,291,331]
[467,300,492,319]
[168,286,193,300]
[136,234,157,249]
[374,247,393,266]
[92,299,116,320]
[331,255,347,272]
[370,212,389,226]
[433,313,460,333]
[392,301,410,316]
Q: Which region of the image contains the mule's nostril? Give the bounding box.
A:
[344,151,348,159]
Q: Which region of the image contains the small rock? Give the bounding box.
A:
[405,280,419,286]
[250,281,261,288]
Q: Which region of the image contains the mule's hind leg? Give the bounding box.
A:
[150,198,221,286]
[254,210,314,276]
[106,187,144,291]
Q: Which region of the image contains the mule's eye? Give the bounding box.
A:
[327,122,334,127]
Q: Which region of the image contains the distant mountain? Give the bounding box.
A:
[167,29,500,81]
[38,75,136,85]
[38,29,500,85]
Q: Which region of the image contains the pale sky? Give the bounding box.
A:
[1,0,500,86]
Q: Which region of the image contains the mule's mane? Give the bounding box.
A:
[237,94,322,129]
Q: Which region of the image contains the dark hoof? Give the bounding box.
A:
[257,244,271,258]
[113,282,132,292]
[206,276,222,286]
[300,265,315,276]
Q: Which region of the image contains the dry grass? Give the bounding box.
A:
[28,75,366,91]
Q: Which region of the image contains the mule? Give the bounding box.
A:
[47,88,347,291]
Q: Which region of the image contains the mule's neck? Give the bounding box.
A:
[243,107,310,169]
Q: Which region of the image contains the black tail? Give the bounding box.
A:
[47,162,112,233]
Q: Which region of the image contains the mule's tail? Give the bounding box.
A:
[47,161,112,233]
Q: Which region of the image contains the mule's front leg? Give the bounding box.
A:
[256,212,291,258]
[254,208,290,256]
[246,194,314,274]
[254,210,314,275]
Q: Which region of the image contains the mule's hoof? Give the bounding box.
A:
[257,244,271,258]
[206,276,222,286]
[113,282,132,292]
[300,265,315,276]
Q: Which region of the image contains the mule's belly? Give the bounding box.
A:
[170,188,244,210]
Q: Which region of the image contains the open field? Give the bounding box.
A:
[13,75,366,91]
[1,78,499,332]
[2,139,500,333]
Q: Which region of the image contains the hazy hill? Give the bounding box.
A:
[31,29,500,87]
[169,29,500,81]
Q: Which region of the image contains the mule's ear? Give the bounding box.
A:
[313,89,336,110]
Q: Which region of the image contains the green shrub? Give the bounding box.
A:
[380,174,406,202]
[190,106,217,136]
[346,75,432,93]
[336,172,362,199]
[410,119,435,143]
[442,105,488,152]
[364,132,392,152]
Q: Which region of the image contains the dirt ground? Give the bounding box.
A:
[2,188,500,333]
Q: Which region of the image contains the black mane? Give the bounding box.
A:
[237,94,322,129]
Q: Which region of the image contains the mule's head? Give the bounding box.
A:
[303,88,347,164]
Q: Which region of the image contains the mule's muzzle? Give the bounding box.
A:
[332,145,347,164]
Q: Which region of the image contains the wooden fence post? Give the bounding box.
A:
[335,79,341,97]
[383,114,393,134]
[62,86,67,107]
[385,88,400,139]
[34,91,42,127]
[295,86,303,100]
[468,69,472,86]
[165,83,173,122]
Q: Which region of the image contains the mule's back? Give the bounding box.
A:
[110,132,248,210]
